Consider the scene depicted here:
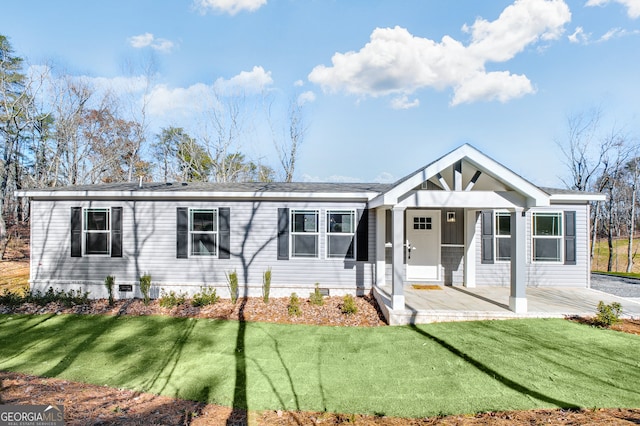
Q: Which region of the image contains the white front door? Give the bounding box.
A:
[405,210,441,281]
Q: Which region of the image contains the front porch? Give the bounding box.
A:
[373,284,640,325]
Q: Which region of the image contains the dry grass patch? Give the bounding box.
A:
[0,261,29,295]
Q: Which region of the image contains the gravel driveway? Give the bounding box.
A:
[590,273,640,298]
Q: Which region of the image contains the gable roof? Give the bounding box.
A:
[369,144,552,208]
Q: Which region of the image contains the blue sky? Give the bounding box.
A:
[1,0,639,187]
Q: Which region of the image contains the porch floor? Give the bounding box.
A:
[373,284,640,325]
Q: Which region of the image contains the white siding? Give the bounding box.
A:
[30,199,374,299]
[475,205,590,287]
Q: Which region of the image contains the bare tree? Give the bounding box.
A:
[558,107,606,191]
[199,89,265,183]
[0,35,43,258]
[49,74,93,186]
[623,155,639,272]
[594,128,632,271]
[121,53,157,182]
[557,108,629,264]
[269,95,308,182]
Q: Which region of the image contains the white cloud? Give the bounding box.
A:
[598,26,640,40]
[466,0,570,61]
[586,0,640,19]
[147,83,212,117]
[193,0,267,15]
[568,26,590,43]
[373,172,396,183]
[128,33,175,52]
[147,66,273,117]
[213,66,273,94]
[308,0,570,106]
[297,91,316,106]
[601,27,624,40]
[129,33,154,48]
[390,95,420,109]
[452,71,534,105]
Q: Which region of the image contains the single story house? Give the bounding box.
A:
[17,144,605,321]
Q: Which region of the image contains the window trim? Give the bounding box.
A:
[532,212,563,263]
[83,208,111,256]
[494,211,511,262]
[326,209,356,260]
[189,208,219,257]
[290,209,320,259]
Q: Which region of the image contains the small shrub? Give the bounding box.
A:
[105,275,115,306]
[62,289,90,307]
[20,287,89,307]
[139,273,152,305]
[341,294,358,315]
[262,268,272,304]
[192,286,220,307]
[288,292,301,316]
[0,289,24,307]
[309,283,324,306]
[159,289,187,308]
[595,301,622,327]
[227,270,238,304]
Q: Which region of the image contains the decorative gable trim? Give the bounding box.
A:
[370,144,551,208]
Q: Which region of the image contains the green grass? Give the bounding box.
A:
[0,315,639,418]
[592,237,640,274]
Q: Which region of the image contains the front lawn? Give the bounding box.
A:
[0,315,639,418]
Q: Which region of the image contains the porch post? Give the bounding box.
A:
[375,208,386,288]
[464,209,477,288]
[391,206,405,310]
[509,208,527,313]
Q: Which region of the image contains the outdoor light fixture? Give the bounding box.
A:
[447,211,456,222]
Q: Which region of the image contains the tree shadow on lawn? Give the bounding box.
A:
[408,324,580,410]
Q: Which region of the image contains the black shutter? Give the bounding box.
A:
[71,207,82,257]
[356,209,369,261]
[564,211,576,265]
[218,207,231,259]
[277,208,289,260]
[481,210,494,264]
[111,207,123,258]
[177,207,189,259]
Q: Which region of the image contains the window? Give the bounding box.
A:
[533,212,562,262]
[190,209,218,256]
[327,210,355,259]
[84,208,110,255]
[291,210,318,258]
[495,212,511,261]
[413,216,432,230]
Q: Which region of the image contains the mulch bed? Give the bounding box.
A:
[0,293,386,327]
[2,371,640,425]
[2,295,640,425]
[567,315,640,336]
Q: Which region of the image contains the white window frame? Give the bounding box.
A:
[495,211,511,262]
[190,208,218,257]
[84,208,111,256]
[326,209,356,260]
[532,212,563,263]
[290,209,319,259]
